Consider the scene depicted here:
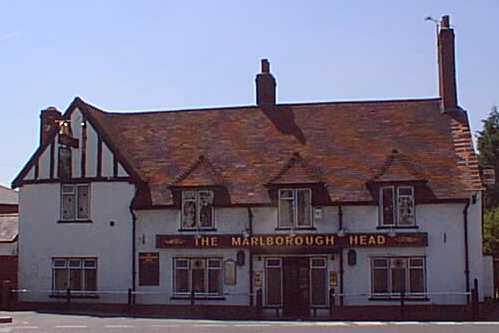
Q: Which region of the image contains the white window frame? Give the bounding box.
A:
[264,257,283,307]
[51,257,97,293]
[180,190,215,230]
[370,256,426,299]
[173,257,223,296]
[278,188,313,229]
[60,184,90,221]
[309,257,328,307]
[379,185,415,226]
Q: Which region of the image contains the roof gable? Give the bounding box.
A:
[267,152,323,185]
[371,149,426,182]
[172,155,224,187]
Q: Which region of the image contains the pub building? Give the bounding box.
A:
[11,15,494,318]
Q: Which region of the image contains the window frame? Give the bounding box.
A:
[60,183,91,222]
[51,257,97,294]
[277,188,313,229]
[379,185,416,227]
[309,256,328,307]
[180,190,215,230]
[173,257,223,297]
[370,256,426,299]
[264,257,283,307]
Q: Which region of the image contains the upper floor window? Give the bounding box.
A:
[181,190,214,230]
[61,184,90,221]
[278,188,312,228]
[379,186,415,226]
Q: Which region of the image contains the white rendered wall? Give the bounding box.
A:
[18,182,135,303]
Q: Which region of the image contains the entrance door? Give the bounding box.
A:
[283,257,309,317]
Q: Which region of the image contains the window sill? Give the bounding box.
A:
[57,219,93,224]
[368,297,429,302]
[177,228,217,232]
[49,293,99,299]
[376,225,419,230]
[275,227,316,231]
[170,295,226,301]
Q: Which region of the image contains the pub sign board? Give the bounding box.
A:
[156,232,428,250]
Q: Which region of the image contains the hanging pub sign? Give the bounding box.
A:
[156,232,427,250]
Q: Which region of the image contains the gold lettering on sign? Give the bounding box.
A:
[377,235,386,245]
[325,235,335,246]
[294,236,304,246]
[315,236,324,246]
[275,236,284,246]
[232,237,242,247]
[242,238,250,247]
[349,235,358,246]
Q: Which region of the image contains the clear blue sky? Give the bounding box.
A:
[1,1,498,187]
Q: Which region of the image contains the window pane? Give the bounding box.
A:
[84,269,97,291]
[192,269,205,292]
[208,259,221,268]
[409,268,424,293]
[279,190,293,199]
[296,190,311,226]
[381,187,394,225]
[398,187,413,196]
[373,259,388,268]
[182,201,197,228]
[199,191,213,228]
[398,195,415,225]
[77,186,89,219]
[53,259,67,268]
[373,269,389,293]
[84,259,96,268]
[266,267,281,305]
[410,258,423,267]
[208,269,221,294]
[175,269,189,293]
[266,258,281,267]
[183,191,195,200]
[311,268,326,305]
[62,193,76,220]
[62,185,75,194]
[54,269,68,290]
[311,258,326,267]
[175,259,189,268]
[279,198,294,227]
[391,268,406,293]
[69,269,82,290]
[69,259,81,268]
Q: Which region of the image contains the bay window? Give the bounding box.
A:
[371,257,426,298]
[380,186,415,226]
[278,188,312,228]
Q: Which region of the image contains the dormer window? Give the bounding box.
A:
[380,186,415,226]
[278,188,312,228]
[181,190,214,230]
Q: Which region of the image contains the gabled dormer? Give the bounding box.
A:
[170,155,229,231]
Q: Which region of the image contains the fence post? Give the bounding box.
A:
[256,288,263,315]
[472,278,479,320]
[127,288,132,316]
[66,288,71,305]
[329,288,335,317]
[400,289,405,320]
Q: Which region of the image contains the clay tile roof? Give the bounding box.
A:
[71,97,482,206]
[267,152,324,185]
[173,155,224,187]
[0,214,18,242]
[371,149,426,182]
[0,185,18,205]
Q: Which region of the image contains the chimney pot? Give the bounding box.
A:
[441,15,450,29]
[261,59,270,73]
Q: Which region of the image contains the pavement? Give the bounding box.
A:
[1,311,499,333]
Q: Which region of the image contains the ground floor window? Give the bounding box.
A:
[173,257,222,295]
[371,256,425,298]
[52,258,97,293]
[310,257,327,306]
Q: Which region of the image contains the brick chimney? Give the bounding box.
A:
[438,15,458,111]
[40,106,62,146]
[255,59,276,107]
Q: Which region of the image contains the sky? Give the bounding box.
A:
[1,0,498,187]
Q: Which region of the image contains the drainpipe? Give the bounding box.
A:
[248,207,254,306]
[463,199,470,303]
[129,187,139,294]
[338,205,344,306]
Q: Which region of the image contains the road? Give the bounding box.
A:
[1,311,499,332]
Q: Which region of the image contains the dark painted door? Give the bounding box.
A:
[283,257,309,317]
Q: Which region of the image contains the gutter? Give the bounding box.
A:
[463,199,470,303]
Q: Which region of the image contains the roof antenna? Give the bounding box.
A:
[425,16,440,36]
